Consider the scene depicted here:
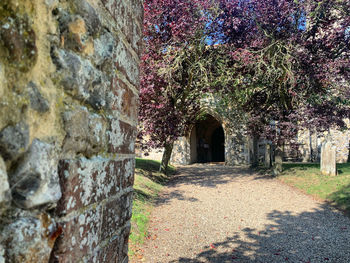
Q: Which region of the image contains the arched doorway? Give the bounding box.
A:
[212,127,225,162]
[190,115,225,163]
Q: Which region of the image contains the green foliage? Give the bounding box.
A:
[136,158,175,179]
[129,158,175,258]
[279,163,350,215]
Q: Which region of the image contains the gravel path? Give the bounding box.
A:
[136,164,350,263]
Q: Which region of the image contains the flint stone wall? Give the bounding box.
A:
[170,94,252,166]
[0,0,142,262]
[170,95,349,167]
[286,123,350,163]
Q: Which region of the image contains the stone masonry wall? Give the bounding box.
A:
[170,94,251,166]
[0,0,142,262]
[295,123,350,163]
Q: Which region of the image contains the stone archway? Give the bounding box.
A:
[190,114,225,163]
[171,104,251,166]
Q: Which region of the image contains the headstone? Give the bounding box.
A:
[321,141,337,176]
[265,144,271,168]
[273,146,283,176]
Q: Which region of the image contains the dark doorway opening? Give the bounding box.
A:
[212,127,225,162]
[190,115,225,163]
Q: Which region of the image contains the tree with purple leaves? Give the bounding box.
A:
[140,0,350,173]
[212,0,350,172]
[139,0,214,173]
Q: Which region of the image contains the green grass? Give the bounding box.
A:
[278,163,350,215]
[128,158,175,259]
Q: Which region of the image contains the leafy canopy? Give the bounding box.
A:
[139,0,350,151]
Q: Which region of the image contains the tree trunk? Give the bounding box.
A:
[273,145,283,175]
[251,136,259,168]
[160,142,174,174]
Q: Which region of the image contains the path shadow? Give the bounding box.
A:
[154,189,199,205]
[173,164,252,188]
[154,164,252,205]
[135,158,175,185]
[282,163,320,172]
[170,204,350,263]
[328,182,350,216]
[254,166,350,217]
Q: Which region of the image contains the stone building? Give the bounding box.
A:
[170,95,253,166]
[0,0,142,262]
[168,96,350,166]
[171,115,250,166]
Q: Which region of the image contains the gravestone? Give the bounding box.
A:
[321,141,337,176]
[264,144,272,168]
[273,146,283,176]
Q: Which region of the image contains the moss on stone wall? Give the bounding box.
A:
[0,0,142,261]
[0,1,37,73]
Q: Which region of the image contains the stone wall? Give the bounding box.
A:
[256,125,350,165]
[295,124,350,163]
[0,0,142,262]
[170,94,252,166]
[170,94,349,166]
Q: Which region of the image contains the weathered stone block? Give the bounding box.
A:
[62,107,107,156]
[132,21,143,57]
[74,0,102,37]
[97,237,120,263]
[0,64,4,98]
[321,141,337,176]
[0,14,37,72]
[108,120,136,154]
[51,48,110,110]
[57,158,134,215]
[93,32,116,67]
[51,206,102,262]
[100,191,133,242]
[120,193,133,226]
[65,16,95,55]
[121,158,135,189]
[102,0,132,36]
[45,0,59,9]
[118,224,131,263]
[57,158,118,215]
[114,40,140,87]
[0,157,11,210]
[11,139,61,209]
[27,82,50,113]
[109,78,138,121]
[2,211,57,263]
[0,122,29,161]
[102,0,143,56]
[0,244,4,263]
[56,1,101,54]
[101,198,122,241]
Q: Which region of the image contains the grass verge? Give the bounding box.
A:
[277,163,350,215]
[128,158,175,260]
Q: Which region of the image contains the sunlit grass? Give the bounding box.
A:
[128,158,175,259]
[278,163,350,215]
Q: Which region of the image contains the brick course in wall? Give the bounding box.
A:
[0,0,142,262]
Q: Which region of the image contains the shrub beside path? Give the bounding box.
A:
[135,164,350,263]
